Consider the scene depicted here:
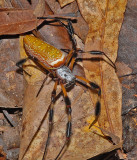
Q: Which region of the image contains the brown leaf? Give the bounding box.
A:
[0,0,4,7]
[18,3,94,160]
[58,0,75,7]
[77,0,127,156]
[33,0,45,17]
[0,89,17,108]
[0,9,38,35]
[12,0,46,17]
[0,37,24,108]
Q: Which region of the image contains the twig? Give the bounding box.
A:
[2,110,17,127]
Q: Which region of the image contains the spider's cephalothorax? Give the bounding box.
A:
[56,66,76,88]
[16,19,115,160]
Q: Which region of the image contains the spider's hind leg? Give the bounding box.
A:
[75,75,101,129]
[42,81,58,160]
[54,83,72,160]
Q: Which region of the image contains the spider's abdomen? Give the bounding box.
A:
[23,35,66,68]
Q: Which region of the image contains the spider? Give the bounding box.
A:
[16,18,116,160]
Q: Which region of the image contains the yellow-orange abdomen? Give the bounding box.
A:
[23,35,66,68]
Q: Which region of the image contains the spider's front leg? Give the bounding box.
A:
[84,50,116,70]
[60,20,116,70]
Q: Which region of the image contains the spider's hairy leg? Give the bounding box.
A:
[55,83,72,160]
[64,49,76,70]
[75,75,101,129]
[88,51,116,69]
[62,20,77,69]
[77,50,116,70]
[59,19,78,69]
[16,57,31,76]
[59,20,77,50]
[42,81,58,160]
[65,49,74,66]
[69,57,76,71]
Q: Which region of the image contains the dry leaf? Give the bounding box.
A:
[0,37,24,108]
[0,0,46,35]
[77,0,127,156]
[0,9,37,35]
[58,0,75,7]
[33,0,45,17]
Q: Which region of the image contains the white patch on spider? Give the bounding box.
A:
[50,53,65,66]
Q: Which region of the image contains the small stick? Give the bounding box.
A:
[37,12,79,21]
[2,110,17,127]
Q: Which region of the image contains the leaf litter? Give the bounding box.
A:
[0,0,132,159]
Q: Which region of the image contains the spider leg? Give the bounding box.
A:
[87,50,116,70]
[59,19,78,71]
[63,49,116,70]
[38,17,76,50]
[64,49,74,66]
[42,81,58,160]
[16,57,31,76]
[69,57,76,71]
[60,21,116,70]
[36,73,50,97]
[55,83,72,160]
[75,75,101,129]
[17,58,52,98]
[59,20,77,50]
[77,50,116,70]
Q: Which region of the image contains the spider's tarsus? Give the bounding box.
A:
[54,139,69,160]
